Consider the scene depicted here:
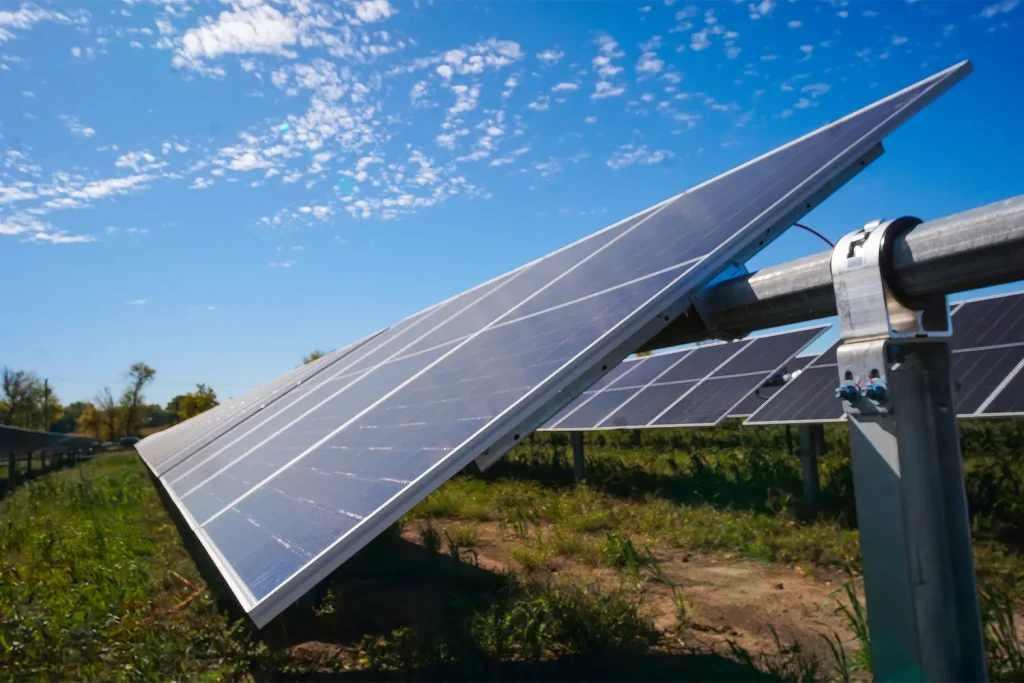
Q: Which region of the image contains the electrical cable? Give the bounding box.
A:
[793,222,834,247]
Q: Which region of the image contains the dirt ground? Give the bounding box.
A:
[399,519,861,669]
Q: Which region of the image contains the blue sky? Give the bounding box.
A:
[1,0,1022,407]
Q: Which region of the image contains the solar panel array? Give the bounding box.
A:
[0,425,98,454]
[133,63,971,628]
[542,328,825,431]
[730,355,814,418]
[745,291,1024,424]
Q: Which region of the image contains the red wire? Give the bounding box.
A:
[793,222,834,247]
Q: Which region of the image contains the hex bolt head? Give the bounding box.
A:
[835,384,860,403]
[862,382,888,402]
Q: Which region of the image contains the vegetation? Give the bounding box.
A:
[1,362,219,440]
[0,421,1021,681]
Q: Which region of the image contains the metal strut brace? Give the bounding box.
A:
[831,217,987,682]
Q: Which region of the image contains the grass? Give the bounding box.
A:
[0,454,270,681]
[1,424,1022,681]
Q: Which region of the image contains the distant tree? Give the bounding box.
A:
[2,367,43,426]
[143,403,174,429]
[77,402,104,440]
[120,362,156,436]
[177,383,219,421]
[95,387,121,441]
[52,401,88,433]
[303,350,326,364]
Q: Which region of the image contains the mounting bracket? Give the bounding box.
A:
[831,218,986,682]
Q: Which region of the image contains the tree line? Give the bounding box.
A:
[2,350,325,441]
[1,363,219,442]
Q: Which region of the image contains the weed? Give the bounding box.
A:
[671,585,692,630]
[727,625,823,683]
[421,523,442,554]
[830,577,871,672]
[444,523,479,548]
[508,544,554,573]
[980,585,1024,681]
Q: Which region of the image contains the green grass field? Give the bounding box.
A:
[0,426,1021,681]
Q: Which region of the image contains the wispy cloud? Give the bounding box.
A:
[606,144,675,171]
[58,115,95,139]
[126,298,147,305]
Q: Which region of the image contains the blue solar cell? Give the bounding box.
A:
[657,343,746,383]
[610,353,686,387]
[135,63,970,627]
[653,375,773,426]
[599,382,697,428]
[551,388,638,430]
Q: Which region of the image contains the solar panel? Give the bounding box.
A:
[729,356,813,418]
[543,327,826,430]
[135,63,970,627]
[137,330,387,476]
[745,291,1024,425]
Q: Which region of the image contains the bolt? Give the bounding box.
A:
[861,382,887,402]
[835,384,860,403]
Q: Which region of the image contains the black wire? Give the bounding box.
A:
[793,222,834,247]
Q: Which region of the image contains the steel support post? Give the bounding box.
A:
[832,218,986,682]
[571,431,585,483]
[797,424,821,511]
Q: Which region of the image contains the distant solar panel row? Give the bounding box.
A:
[541,327,825,430]
[133,63,971,628]
[745,291,1024,424]
[0,425,98,454]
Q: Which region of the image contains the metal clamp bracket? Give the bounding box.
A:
[830,217,951,417]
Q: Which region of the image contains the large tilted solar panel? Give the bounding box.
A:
[744,291,1024,424]
[137,330,385,476]
[541,327,825,430]
[133,62,970,627]
[729,355,814,418]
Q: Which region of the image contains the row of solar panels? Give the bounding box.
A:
[746,291,1024,424]
[541,291,1024,432]
[540,326,826,431]
[132,63,971,628]
[0,425,99,454]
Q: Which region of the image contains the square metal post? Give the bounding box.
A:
[797,424,821,511]
[840,340,985,681]
[571,431,585,483]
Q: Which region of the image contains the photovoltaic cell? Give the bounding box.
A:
[729,356,813,418]
[134,63,971,627]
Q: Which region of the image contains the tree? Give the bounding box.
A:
[176,383,219,421]
[52,401,88,434]
[2,367,43,427]
[95,387,121,441]
[144,403,174,429]
[120,362,156,436]
[303,350,326,364]
[77,402,104,440]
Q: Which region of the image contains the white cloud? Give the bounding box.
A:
[115,150,165,172]
[749,0,775,18]
[690,29,711,51]
[190,176,214,190]
[606,144,674,170]
[536,48,564,65]
[173,4,298,71]
[591,81,625,99]
[584,115,597,124]
[799,44,813,57]
[58,115,95,139]
[892,34,909,46]
[636,51,664,74]
[68,175,151,200]
[527,95,550,112]
[0,214,93,244]
[793,97,814,109]
[978,0,1018,18]
[787,20,802,28]
[354,0,395,23]
[551,82,579,92]
[267,260,296,268]
[127,298,147,305]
